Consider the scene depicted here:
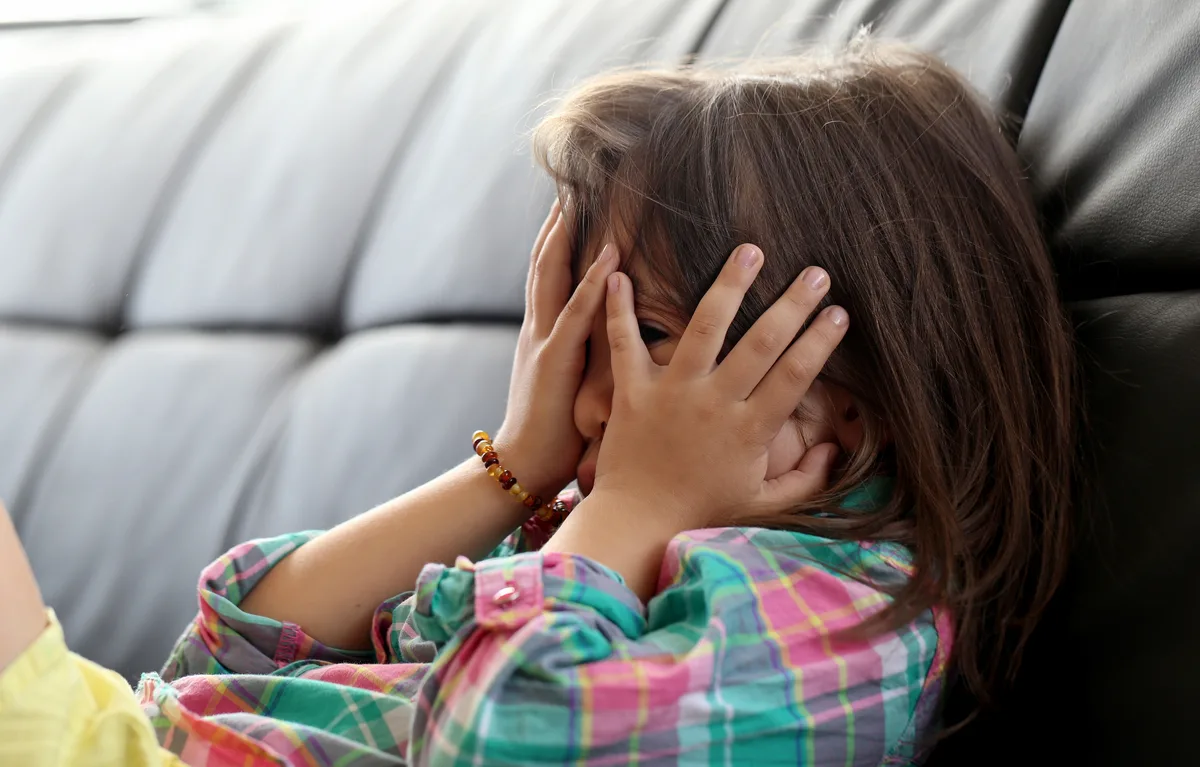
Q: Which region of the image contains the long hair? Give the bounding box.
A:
[531,39,1078,703]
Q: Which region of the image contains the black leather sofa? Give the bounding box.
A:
[1,1,1196,763]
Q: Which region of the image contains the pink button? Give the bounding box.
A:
[492,585,520,606]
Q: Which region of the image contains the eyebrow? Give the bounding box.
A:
[573,250,676,321]
[626,274,682,329]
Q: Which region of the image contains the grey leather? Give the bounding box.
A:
[1,1,1197,763]
[0,0,724,681]
[702,0,1068,114]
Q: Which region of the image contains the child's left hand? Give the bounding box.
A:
[592,242,848,535]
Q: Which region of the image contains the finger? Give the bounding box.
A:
[606,271,651,382]
[761,442,841,508]
[718,266,830,399]
[669,244,763,377]
[526,200,560,320]
[549,242,618,347]
[531,210,573,338]
[749,305,849,429]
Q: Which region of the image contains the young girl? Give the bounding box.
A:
[0,40,1075,766]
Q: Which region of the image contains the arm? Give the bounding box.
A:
[408,518,947,765]
[0,502,185,766]
[0,501,47,674]
[238,454,536,651]
[541,244,847,603]
[238,201,618,651]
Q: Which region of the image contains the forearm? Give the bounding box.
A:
[0,503,49,673]
[240,454,533,650]
[541,492,678,603]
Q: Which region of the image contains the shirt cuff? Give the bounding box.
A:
[412,552,647,643]
[189,532,375,670]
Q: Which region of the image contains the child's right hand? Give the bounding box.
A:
[493,200,618,499]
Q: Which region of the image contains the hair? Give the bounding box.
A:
[530,39,1077,705]
[535,39,1080,705]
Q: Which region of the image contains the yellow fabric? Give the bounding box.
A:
[0,610,182,767]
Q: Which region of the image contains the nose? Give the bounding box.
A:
[574,313,613,442]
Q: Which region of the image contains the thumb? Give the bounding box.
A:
[764,442,842,505]
[797,442,841,483]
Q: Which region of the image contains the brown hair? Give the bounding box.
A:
[532,39,1077,703]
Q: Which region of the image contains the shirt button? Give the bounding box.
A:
[492,585,520,606]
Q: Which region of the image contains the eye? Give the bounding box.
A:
[638,322,670,346]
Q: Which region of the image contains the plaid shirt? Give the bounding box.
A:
[137,485,950,766]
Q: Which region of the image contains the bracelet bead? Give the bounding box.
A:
[472,431,559,524]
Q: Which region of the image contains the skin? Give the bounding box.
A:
[234,201,620,648]
[544,241,852,600]
[0,200,857,662]
[0,501,49,673]
[571,251,866,501]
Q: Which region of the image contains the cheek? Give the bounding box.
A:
[648,340,678,367]
[765,421,806,480]
[574,314,614,410]
[763,393,841,479]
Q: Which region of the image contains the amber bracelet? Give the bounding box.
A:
[472,431,568,523]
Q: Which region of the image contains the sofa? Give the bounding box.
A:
[1,0,1197,763]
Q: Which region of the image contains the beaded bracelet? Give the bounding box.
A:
[472,430,569,524]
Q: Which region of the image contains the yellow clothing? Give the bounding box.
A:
[0,611,181,767]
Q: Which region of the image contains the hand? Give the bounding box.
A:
[592,243,848,533]
[494,200,618,498]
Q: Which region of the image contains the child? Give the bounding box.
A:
[0,39,1075,766]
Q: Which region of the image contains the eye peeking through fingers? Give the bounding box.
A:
[637,322,669,346]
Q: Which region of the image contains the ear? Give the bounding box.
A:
[822,384,883,452]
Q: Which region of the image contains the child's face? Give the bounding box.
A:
[571,255,864,498]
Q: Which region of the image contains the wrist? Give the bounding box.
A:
[467,432,564,524]
[543,491,682,602]
[488,434,564,501]
[454,452,532,523]
[584,484,698,536]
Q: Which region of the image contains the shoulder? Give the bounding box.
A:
[654,527,952,758]
[660,526,913,598]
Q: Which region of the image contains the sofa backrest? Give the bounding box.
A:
[1,1,1197,763]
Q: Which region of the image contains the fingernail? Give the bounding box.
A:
[736,245,761,268]
[608,273,621,294]
[801,266,828,290]
[827,306,848,326]
[597,243,615,266]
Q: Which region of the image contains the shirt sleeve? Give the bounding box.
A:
[407,529,950,766]
[159,532,375,680]
[159,521,550,682]
[0,611,186,767]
